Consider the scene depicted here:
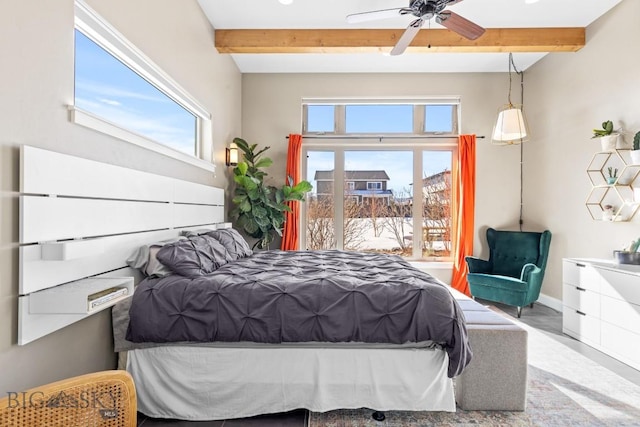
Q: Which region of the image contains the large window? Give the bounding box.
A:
[73,0,213,170]
[301,100,459,261]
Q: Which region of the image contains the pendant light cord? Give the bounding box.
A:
[508,53,525,231]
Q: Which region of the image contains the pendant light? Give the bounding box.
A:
[492,53,529,145]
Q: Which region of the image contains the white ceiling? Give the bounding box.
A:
[197,0,623,73]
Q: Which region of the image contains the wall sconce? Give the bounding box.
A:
[492,53,529,145]
[225,143,238,166]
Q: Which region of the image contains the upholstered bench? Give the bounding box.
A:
[450,288,528,411]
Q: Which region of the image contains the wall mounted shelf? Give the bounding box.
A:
[18,276,134,345]
[586,149,640,221]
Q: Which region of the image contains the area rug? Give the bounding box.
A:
[308,313,640,427]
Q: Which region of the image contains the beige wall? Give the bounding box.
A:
[0,0,241,392]
[525,0,640,300]
[242,0,639,303]
[241,73,525,269]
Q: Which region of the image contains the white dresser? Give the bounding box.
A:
[563,258,640,371]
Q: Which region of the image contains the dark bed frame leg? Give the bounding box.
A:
[372,411,386,421]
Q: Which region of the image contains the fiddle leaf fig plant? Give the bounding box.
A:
[230,137,313,250]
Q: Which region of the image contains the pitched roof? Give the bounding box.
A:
[314,170,390,181]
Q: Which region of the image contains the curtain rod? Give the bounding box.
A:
[286,135,485,140]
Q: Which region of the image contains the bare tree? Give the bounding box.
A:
[306,196,336,250]
[364,194,387,237]
[343,198,367,251]
[383,189,412,253]
[422,170,452,256]
[305,195,366,251]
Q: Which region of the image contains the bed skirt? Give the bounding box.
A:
[126,344,455,420]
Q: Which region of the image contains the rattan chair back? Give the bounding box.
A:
[0,370,136,427]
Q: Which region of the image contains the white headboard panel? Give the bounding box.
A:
[18,145,226,344]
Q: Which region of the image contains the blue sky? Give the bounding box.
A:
[74,30,196,155]
[306,105,453,193]
[307,150,452,195]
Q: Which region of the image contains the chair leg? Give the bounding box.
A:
[530,303,534,309]
[517,306,522,318]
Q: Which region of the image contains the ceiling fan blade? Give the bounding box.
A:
[390,19,424,56]
[436,10,486,40]
[346,8,407,24]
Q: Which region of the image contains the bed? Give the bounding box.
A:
[114,229,472,421]
[17,145,472,420]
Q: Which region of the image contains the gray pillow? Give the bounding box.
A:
[156,235,233,278]
[126,236,187,277]
[205,228,253,260]
[179,228,216,238]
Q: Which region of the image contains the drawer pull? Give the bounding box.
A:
[576,287,586,292]
[576,310,586,316]
[576,263,586,267]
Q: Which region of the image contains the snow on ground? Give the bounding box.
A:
[350,218,447,251]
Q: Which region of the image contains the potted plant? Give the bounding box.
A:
[230,137,313,250]
[631,131,640,165]
[607,166,618,185]
[602,204,615,221]
[592,120,619,151]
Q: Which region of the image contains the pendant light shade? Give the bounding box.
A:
[491,53,529,145]
[492,103,529,145]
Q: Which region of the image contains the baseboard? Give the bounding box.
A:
[537,293,563,312]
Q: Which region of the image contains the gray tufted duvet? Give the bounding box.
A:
[126,250,472,377]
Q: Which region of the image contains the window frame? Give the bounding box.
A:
[302,98,460,137]
[366,182,383,190]
[301,139,458,262]
[72,0,214,172]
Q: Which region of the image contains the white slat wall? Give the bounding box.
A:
[18,145,226,343]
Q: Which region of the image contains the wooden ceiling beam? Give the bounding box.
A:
[214,28,585,54]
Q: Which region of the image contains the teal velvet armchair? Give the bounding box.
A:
[465,228,552,318]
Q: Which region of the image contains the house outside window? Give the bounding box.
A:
[301,99,459,261]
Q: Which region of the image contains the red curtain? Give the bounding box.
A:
[280,134,303,250]
[450,135,476,295]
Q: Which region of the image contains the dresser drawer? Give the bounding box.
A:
[598,268,640,306]
[562,284,600,316]
[600,294,640,335]
[600,321,640,371]
[562,308,600,346]
[563,260,601,292]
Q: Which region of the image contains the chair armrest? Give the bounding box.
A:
[520,263,542,283]
[465,256,492,274]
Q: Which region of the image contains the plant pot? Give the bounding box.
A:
[607,177,617,185]
[613,250,640,265]
[598,134,618,151]
[630,150,640,165]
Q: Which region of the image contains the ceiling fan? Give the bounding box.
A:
[346,0,486,56]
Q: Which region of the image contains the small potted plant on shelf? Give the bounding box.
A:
[631,131,640,165]
[592,120,619,151]
[607,166,618,184]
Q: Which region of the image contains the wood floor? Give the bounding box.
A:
[136,299,640,426]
